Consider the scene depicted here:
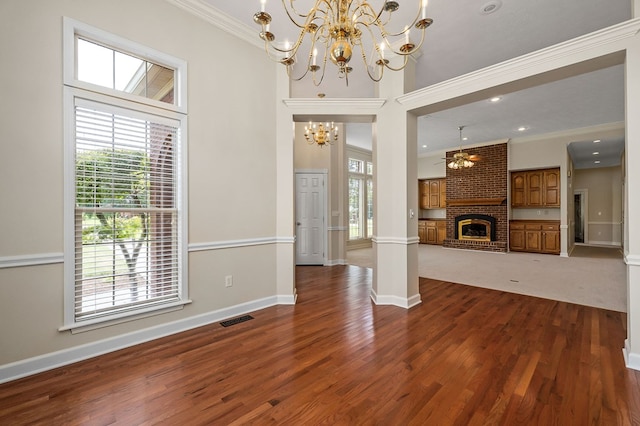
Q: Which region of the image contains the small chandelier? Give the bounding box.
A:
[305,121,338,147]
[253,0,433,85]
[448,126,475,170]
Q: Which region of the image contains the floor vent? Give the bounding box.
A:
[220,315,254,327]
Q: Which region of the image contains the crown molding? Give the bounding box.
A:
[284,98,386,109]
[283,98,386,117]
[396,18,640,112]
[165,0,262,49]
[509,121,625,145]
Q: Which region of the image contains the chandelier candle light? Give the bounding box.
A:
[253,0,433,85]
[305,121,339,147]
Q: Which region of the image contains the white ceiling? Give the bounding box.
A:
[201,0,630,168]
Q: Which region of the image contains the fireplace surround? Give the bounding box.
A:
[443,142,508,253]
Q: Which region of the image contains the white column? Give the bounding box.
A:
[328,125,347,265]
[623,33,640,370]
[275,67,296,304]
[371,60,420,308]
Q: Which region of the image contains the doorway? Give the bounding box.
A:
[574,189,588,244]
[295,172,326,265]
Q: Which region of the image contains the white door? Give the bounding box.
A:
[296,173,325,265]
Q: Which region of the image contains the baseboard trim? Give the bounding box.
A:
[623,339,640,371]
[370,289,421,309]
[0,295,285,384]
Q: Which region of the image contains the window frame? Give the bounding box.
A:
[347,151,373,242]
[63,17,187,114]
[62,18,189,333]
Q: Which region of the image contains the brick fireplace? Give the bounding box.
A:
[443,142,507,252]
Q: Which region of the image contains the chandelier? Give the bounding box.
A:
[253,0,433,85]
[304,121,338,147]
[448,127,476,170]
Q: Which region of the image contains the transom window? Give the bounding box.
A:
[77,38,175,104]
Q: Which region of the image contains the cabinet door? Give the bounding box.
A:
[426,224,438,244]
[541,230,560,253]
[418,222,426,243]
[543,169,560,207]
[527,171,544,207]
[439,179,446,208]
[511,172,527,207]
[429,180,440,208]
[509,229,526,251]
[419,181,430,209]
[436,221,446,244]
[525,230,541,251]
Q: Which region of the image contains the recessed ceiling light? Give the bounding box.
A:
[422,145,427,148]
[480,0,502,15]
[517,126,528,132]
[462,137,468,141]
[592,151,600,155]
[593,139,601,143]
[594,160,601,164]
[489,96,502,103]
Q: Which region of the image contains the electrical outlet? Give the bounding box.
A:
[225,275,233,287]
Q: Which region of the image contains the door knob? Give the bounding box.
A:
[297,222,301,226]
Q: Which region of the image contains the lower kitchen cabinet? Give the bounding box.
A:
[509,220,560,254]
[419,220,446,245]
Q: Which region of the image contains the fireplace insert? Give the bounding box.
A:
[454,214,497,241]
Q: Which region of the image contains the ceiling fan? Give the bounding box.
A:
[440,126,481,169]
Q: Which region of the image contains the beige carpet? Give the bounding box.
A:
[347,244,627,313]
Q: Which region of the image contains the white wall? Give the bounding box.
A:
[0,0,279,374]
[574,166,623,246]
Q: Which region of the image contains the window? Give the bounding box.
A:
[77,38,175,104]
[63,18,188,330]
[348,158,373,241]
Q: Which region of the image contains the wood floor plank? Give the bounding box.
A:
[1,265,639,424]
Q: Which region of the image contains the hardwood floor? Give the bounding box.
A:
[1,265,640,424]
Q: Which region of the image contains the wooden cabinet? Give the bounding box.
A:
[511,172,527,207]
[511,168,560,208]
[419,220,446,245]
[419,178,446,209]
[540,223,560,253]
[437,220,446,243]
[509,220,560,254]
[426,222,438,244]
[509,222,526,250]
[543,169,560,207]
[419,181,430,210]
[418,220,427,244]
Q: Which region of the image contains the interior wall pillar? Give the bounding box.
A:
[275,66,296,304]
[328,125,347,265]
[371,60,420,308]
[623,34,640,370]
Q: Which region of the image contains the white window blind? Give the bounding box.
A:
[74,99,180,321]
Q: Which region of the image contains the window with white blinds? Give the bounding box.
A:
[74,100,180,321]
[63,18,188,329]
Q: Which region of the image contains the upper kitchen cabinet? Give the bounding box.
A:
[419,178,446,209]
[510,168,560,208]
